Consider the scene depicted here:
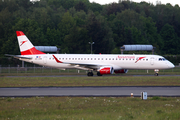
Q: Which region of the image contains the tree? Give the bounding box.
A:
[86,12,115,53]
[57,12,76,52]
[160,23,179,54]
[103,2,122,16]
[64,26,90,53]
[75,1,88,13]
[110,19,125,46]
[89,2,102,13]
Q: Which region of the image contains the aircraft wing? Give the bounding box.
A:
[5,54,32,59]
[52,55,103,70]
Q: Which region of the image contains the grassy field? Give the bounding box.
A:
[1,73,180,119]
[0,76,180,87]
[0,97,180,120]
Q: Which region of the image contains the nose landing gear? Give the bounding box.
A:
[154,69,159,76]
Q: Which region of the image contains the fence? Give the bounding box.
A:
[0,65,180,75]
[0,65,87,74]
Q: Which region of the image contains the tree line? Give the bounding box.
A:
[0,0,180,56]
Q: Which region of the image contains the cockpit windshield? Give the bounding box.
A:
[159,58,166,61]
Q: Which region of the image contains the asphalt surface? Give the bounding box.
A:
[0,86,180,97]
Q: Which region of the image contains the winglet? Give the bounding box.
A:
[52,55,63,63]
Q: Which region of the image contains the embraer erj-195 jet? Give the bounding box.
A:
[6,31,175,76]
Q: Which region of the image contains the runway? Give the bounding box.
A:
[0,86,180,97]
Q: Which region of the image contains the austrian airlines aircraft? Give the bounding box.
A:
[6,31,175,76]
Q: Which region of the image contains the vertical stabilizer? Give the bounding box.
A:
[16,31,45,55]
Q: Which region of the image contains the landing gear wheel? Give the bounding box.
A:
[154,73,159,76]
[97,72,102,76]
[87,72,93,76]
[154,69,159,76]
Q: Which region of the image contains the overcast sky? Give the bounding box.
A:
[89,0,180,6]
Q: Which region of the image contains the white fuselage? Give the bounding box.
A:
[20,54,175,70]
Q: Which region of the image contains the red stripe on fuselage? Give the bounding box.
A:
[16,31,25,36]
[135,57,146,63]
[21,47,45,55]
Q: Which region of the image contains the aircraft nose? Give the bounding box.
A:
[168,62,175,68]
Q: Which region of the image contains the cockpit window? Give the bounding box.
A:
[159,58,166,61]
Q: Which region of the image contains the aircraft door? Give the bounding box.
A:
[150,57,154,65]
[43,56,47,64]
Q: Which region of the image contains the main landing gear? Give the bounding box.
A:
[87,71,93,76]
[154,69,159,76]
[87,71,103,76]
[97,72,102,76]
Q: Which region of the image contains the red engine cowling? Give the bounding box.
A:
[114,69,128,73]
[99,67,114,74]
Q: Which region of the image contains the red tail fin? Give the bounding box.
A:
[16,31,45,55]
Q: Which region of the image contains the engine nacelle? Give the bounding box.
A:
[99,66,114,74]
[114,69,128,74]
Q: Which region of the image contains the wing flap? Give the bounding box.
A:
[52,55,101,70]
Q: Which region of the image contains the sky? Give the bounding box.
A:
[89,0,180,6]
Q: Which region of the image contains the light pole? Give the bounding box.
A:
[89,42,94,54]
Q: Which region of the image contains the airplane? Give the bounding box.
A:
[6,31,175,76]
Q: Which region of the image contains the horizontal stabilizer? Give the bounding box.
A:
[5,54,32,59]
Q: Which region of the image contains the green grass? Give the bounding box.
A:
[0,76,180,87]
[0,97,180,120]
[0,66,180,76]
[0,70,180,119]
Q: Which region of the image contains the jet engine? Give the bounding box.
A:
[99,66,114,75]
